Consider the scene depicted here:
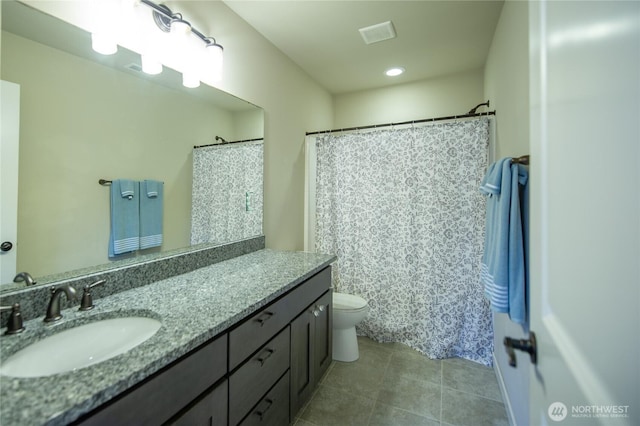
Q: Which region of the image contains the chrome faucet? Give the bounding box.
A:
[13,272,36,287]
[44,285,77,323]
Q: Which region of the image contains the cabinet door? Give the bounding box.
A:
[313,290,332,385]
[290,308,314,419]
[170,380,228,426]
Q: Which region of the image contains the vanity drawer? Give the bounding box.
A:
[229,327,290,425]
[78,335,227,426]
[170,379,228,426]
[239,371,290,426]
[229,266,331,370]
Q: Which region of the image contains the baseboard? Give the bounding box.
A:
[493,353,518,426]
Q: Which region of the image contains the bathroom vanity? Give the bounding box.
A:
[0,249,335,426]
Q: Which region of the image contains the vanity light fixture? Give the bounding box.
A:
[90,0,224,85]
[142,0,224,84]
[385,67,405,77]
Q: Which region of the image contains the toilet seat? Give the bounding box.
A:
[333,292,368,312]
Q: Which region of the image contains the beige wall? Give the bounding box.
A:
[333,68,485,129]
[483,2,530,425]
[1,31,241,277]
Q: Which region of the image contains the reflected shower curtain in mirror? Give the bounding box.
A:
[191,141,263,245]
[315,118,492,365]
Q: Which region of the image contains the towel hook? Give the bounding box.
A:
[99,179,112,186]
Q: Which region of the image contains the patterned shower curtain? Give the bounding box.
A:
[315,118,493,365]
[191,141,263,245]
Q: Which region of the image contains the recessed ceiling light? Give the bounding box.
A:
[385,67,405,77]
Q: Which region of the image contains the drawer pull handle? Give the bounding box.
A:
[255,398,274,421]
[256,348,275,366]
[254,311,274,326]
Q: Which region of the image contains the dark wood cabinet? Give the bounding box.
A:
[76,336,227,426]
[170,380,228,426]
[76,267,332,426]
[239,372,290,426]
[290,289,332,419]
[229,327,290,425]
[313,290,332,385]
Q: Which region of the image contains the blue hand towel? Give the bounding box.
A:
[480,158,528,324]
[109,179,140,257]
[139,180,163,250]
[120,180,135,200]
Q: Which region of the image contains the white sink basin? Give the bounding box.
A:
[0,317,161,378]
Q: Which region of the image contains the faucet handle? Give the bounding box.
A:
[0,303,25,335]
[79,280,106,311]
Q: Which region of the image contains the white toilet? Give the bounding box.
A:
[332,292,369,362]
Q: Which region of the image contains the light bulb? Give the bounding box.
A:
[182,72,200,88]
[91,32,118,55]
[170,18,191,42]
[206,43,224,82]
[141,55,162,75]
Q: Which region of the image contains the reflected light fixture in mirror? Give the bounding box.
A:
[141,54,162,74]
[89,0,224,85]
[206,40,224,82]
[169,16,191,41]
[91,32,117,55]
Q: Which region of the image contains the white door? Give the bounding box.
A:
[528,1,639,425]
[0,81,20,284]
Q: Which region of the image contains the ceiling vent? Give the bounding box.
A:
[359,21,396,45]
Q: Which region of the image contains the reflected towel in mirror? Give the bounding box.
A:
[140,180,163,250]
[109,179,140,257]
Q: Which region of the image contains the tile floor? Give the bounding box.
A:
[294,337,509,426]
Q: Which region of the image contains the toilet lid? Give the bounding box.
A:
[333,292,368,310]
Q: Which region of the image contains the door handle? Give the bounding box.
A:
[503,332,537,367]
[1,242,13,252]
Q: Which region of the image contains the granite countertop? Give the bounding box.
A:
[0,249,335,426]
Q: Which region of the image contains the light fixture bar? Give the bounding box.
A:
[138,0,223,52]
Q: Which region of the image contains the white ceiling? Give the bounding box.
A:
[223,0,505,94]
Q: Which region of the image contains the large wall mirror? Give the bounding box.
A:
[0,0,264,291]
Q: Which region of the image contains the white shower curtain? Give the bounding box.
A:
[314,118,493,365]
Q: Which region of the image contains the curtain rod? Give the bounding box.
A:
[305,110,495,136]
[194,137,263,149]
